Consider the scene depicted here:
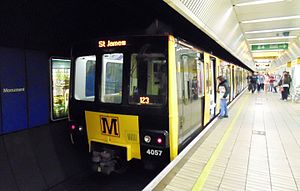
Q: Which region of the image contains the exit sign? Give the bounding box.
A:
[251,43,288,51]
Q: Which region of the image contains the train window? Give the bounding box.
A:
[50,58,70,120]
[181,53,200,103]
[74,55,96,101]
[100,53,123,104]
[196,57,204,97]
[129,53,167,105]
[175,44,204,106]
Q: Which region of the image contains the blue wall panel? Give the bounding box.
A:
[0,92,2,134]
[26,50,49,127]
[0,47,28,133]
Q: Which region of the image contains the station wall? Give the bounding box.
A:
[0,47,50,134]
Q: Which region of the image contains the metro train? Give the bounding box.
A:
[68,34,250,174]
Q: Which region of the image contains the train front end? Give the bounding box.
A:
[68,35,175,174]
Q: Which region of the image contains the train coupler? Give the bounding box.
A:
[91,151,117,175]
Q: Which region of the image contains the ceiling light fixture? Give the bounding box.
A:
[234,0,284,7]
[251,49,286,52]
[255,59,273,63]
[245,27,300,34]
[241,15,300,24]
[249,42,290,45]
[248,36,297,41]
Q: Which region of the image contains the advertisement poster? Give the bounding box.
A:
[51,58,70,120]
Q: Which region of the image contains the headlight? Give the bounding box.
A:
[144,135,151,143]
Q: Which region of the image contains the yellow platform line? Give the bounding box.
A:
[192,95,249,191]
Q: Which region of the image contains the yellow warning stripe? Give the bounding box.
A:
[192,94,249,191]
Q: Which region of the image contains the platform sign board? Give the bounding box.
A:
[0,48,28,133]
[251,43,288,51]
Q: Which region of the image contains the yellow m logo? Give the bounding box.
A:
[100,116,120,137]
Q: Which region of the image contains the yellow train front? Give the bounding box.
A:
[68,34,247,174]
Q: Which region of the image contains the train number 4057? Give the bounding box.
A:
[146,149,162,156]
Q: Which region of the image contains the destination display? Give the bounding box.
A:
[98,40,127,48]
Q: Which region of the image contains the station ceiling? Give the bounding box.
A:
[234,0,300,70]
[164,0,300,71]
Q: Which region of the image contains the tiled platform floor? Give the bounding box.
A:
[155,92,300,191]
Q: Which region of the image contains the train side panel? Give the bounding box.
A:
[168,36,179,160]
[230,64,235,101]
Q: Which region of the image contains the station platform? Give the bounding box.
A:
[144,91,300,191]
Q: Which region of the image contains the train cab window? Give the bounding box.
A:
[100,53,123,104]
[129,53,167,105]
[74,55,96,101]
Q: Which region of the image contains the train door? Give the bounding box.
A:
[215,59,221,114]
[175,43,205,148]
[235,67,239,94]
[209,57,216,119]
[180,54,192,135]
[223,64,230,102]
[239,67,243,93]
[231,65,235,99]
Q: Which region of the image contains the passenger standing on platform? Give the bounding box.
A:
[278,72,291,101]
[269,74,276,93]
[274,74,281,92]
[264,73,269,92]
[258,74,265,92]
[247,74,251,92]
[250,73,258,93]
[286,71,292,96]
[217,76,229,118]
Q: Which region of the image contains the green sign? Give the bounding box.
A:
[251,43,288,51]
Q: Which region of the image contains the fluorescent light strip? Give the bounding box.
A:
[241,15,300,24]
[248,36,297,41]
[250,42,290,45]
[52,59,70,62]
[245,27,300,34]
[255,59,273,63]
[251,49,286,52]
[235,0,284,7]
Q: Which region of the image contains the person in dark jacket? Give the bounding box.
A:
[217,76,230,118]
[286,72,292,96]
[278,72,292,101]
[249,73,258,93]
